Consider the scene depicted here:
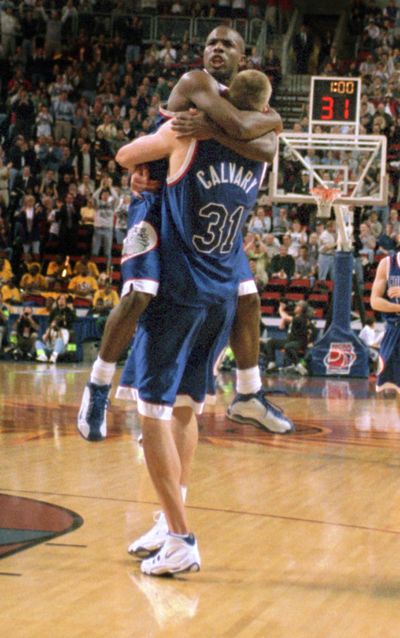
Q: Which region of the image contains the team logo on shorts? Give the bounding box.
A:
[324,342,357,375]
[121,221,158,260]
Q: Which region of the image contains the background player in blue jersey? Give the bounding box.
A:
[78,26,291,441]
[371,253,400,392]
[111,70,290,576]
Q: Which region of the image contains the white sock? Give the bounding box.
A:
[236,367,262,394]
[90,357,116,386]
[169,531,191,540]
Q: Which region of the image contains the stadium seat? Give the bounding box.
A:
[308,293,329,308]
[260,305,275,316]
[313,280,334,293]
[265,278,287,294]
[260,291,281,302]
[288,278,311,293]
[285,292,305,302]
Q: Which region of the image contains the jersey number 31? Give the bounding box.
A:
[192,203,245,254]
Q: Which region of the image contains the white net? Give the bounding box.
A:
[311,187,342,219]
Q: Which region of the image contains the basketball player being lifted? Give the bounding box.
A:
[78,26,294,440]
[116,69,279,576]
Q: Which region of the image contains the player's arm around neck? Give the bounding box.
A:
[212,128,277,162]
[115,121,190,178]
[170,70,281,141]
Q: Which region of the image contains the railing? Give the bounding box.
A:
[154,16,193,43]
[281,8,300,75]
[73,11,275,48]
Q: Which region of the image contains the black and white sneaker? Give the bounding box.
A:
[227,389,294,434]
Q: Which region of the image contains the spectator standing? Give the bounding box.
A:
[1,5,19,59]
[11,89,35,140]
[61,0,79,39]
[124,16,143,64]
[35,104,53,138]
[317,220,336,280]
[44,10,62,58]
[80,196,96,228]
[13,165,38,203]
[269,244,295,279]
[47,197,62,243]
[288,218,308,257]
[20,9,38,64]
[73,142,97,183]
[245,233,269,281]
[14,195,44,256]
[293,23,314,74]
[262,47,282,90]
[56,192,80,255]
[358,222,377,265]
[114,193,129,245]
[232,0,246,19]
[53,92,75,143]
[273,206,291,238]
[92,180,119,262]
[159,40,177,64]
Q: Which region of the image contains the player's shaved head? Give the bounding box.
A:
[205,26,245,53]
[204,26,246,84]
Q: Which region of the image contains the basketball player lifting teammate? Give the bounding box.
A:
[78,26,294,440]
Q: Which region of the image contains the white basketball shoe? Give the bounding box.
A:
[128,511,169,559]
[140,533,201,576]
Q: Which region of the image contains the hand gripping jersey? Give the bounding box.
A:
[158,138,266,306]
[376,253,400,393]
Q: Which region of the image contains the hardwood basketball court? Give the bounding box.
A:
[1,361,400,637]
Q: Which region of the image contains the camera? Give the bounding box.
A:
[280,298,295,314]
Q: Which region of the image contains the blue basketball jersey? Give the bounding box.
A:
[381,253,400,326]
[376,253,400,392]
[158,139,266,306]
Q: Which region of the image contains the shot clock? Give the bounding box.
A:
[309,76,361,134]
